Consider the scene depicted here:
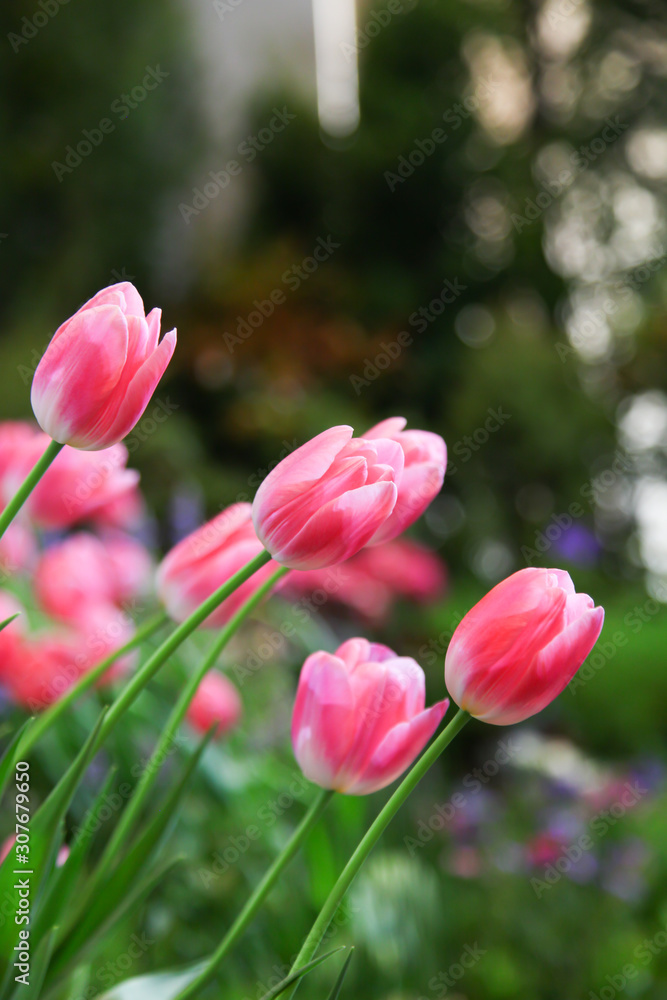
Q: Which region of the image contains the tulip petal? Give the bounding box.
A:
[346,698,449,795]
[31,306,129,447]
[278,481,398,569]
[253,426,353,525]
[92,328,177,449]
[292,653,356,788]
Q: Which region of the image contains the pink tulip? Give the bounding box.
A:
[364,418,446,545]
[186,672,242,738]
[8,609,135,711]
[156,503,277,628]
[292,638,449,795]
[444,568,604,725]
[35,534,119,623]
[31,282,176,450]
[102,533,153,603]
[35,532,152,625]
[252,426,404,570]
[22,438,140,530]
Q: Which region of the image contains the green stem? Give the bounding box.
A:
[0,438,63,541]
[175,787,334,1000]
[14,611,168,762]
[90,550,272,753]
[287,708,471,994]
[96,565,289,878]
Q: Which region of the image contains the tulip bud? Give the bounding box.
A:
[31,282,176,450]
[186,672,242,738]
[252,426,403,570]
[156,503,276,628]
[292,638,449,795]
[444,568,604,725]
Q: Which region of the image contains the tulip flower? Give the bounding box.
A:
[186,672,242,738]
[252,426,404,570]
[292,638,449,795]
[34,532,151,625]
[364,418,446,545]
[8,609,135,712]
[157,503,277,628]
[31,281,176,451]
[444,568,604,725]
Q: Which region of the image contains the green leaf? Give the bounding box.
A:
[0,614,20,632]
[257,948,347,1000]
[30,768,118,950]
[326,947,355,1000]
[46,856,181,993]
[7,926,57,1000]
[0,718,34,803]
[50,728,213,980]
[0,710,107,986]
[96,962,207,1000]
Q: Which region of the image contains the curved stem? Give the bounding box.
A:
[0,439,63,541]
[287,708,471,994]
[14,611,168,762]
[175,787,334,1000]
[97,565,289,875]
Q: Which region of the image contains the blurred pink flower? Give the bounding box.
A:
[34,532,151,625]
[186,671,242,739]
[292,638,449,795]
[445,568,604,725]
[156,503,277,628]
[31,282,176,450]
[19,437,140,530]
[285,538,447,623]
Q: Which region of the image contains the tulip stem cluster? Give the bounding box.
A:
[177,787,334,1000]
[286,707,471,994]
[0,438,63,542]
[94,565,289,887]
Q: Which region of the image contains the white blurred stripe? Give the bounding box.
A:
[312,0,360,136]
